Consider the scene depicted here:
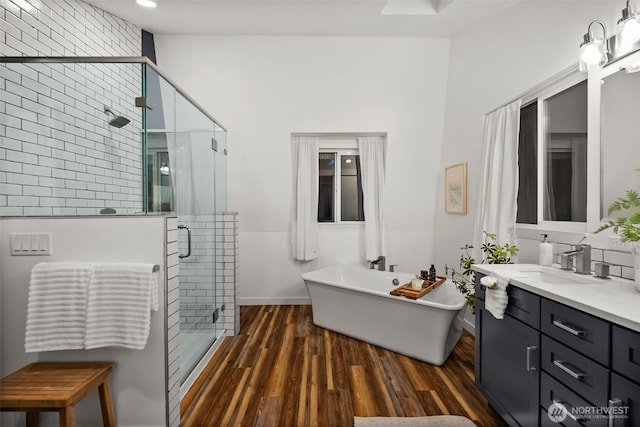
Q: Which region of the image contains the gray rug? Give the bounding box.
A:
[354,415,476,427]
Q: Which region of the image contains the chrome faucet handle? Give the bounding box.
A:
[560,253,574,270]
[389,264,398,272]
[574,244,591,275]
[594,262,610,279]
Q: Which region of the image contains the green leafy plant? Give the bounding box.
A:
[595,185,640,242]
[444,231,519,313]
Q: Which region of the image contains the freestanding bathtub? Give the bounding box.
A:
[301,265,466,365]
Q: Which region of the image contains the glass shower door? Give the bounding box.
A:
[144,67,222,384]
[172,93,220,384]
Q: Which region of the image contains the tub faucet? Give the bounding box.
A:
[560,244,591,275]
[369,256,386,271]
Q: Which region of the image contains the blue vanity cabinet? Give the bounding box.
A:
[475,269,640,427]
[610,326,640,427]
[475,273,541,427]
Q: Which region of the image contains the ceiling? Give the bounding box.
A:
[83,0,522,37]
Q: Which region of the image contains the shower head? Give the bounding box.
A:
[104,107,131,128]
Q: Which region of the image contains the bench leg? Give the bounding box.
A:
[26,411,39,427]
[58,407,74,427]
[98,378,116,427]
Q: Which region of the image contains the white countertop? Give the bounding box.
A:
[472,263,640,332]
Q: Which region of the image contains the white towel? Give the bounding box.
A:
[84,263,159,350]
[25,262,95,352]
[481,272,511,319]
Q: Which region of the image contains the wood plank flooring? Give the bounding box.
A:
[181,305,506,427]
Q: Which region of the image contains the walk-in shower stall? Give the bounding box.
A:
[0,57,229,394]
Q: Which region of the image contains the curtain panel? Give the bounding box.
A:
[291,136,320,261]
[358,135,387,261]
[473,100,522,261]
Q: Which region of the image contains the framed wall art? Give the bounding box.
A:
[445,162,467,215]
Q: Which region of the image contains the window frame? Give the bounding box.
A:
[317,136,365,226]
[515,67,592,235]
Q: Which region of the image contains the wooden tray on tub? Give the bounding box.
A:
[390,276,446,300]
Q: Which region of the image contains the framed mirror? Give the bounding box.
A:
[599,50,640,221]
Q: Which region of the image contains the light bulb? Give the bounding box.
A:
[136,0,157,8]
[621,18,640,46]
[580,40,607,70]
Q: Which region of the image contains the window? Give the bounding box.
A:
[517,79,588,227]
[318,150,364,223]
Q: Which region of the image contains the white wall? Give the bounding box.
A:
[435,1,625,330]
[155,36,451,303]
[435,1,622,275]
[0,217,169,427]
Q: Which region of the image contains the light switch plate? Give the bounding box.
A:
[10,233,52,256]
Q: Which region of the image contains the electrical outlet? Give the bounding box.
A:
[608,235,633,251]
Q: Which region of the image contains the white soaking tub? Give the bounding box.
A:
[302,265,466,366]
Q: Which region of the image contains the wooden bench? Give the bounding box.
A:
[0,361,116,427]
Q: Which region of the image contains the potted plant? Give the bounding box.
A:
[445,231,519,313]
[596,184,640,290]
[596,189,640,241]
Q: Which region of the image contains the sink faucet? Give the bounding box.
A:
[560,244,591,275]
[369,255,386,271]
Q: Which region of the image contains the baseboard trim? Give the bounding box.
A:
[462,317,475,336]
[239,296,312,306]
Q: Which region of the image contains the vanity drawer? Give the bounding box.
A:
[541,335,609,407]
[475,274,540,328]
[541,299,610,366]
[505,286,540,329]
[540,371,607,427]
[612,325,640,382]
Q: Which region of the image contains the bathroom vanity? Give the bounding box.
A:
[472,264,640,427]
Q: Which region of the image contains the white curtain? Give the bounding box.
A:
[473,100,522,261]
[571,136,587,222]
[358,135,386,261]
[291,136,319,261]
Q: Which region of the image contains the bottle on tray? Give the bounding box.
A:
[428,264,436,282]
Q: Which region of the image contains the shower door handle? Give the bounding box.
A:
[178,225,192,259]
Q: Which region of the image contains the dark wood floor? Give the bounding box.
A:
[181,305,506,426]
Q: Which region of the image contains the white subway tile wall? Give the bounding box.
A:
[553,242,635,280]
[178,213,239,336]
[166,217,180,427]
[0,0,143,216]
[1,3,238,424]
[221,212,239,335]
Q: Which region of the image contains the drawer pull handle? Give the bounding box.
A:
[608,398,622,427]
[553,359,587,380]
[552,400,587,422]
[526,346,537,371]
[552,319,586,337]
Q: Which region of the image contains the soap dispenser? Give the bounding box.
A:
[539,234,553,266]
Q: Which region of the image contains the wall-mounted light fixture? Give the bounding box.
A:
[579,20,609,71]
[616,0,640,53]
[579,0,640,71]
